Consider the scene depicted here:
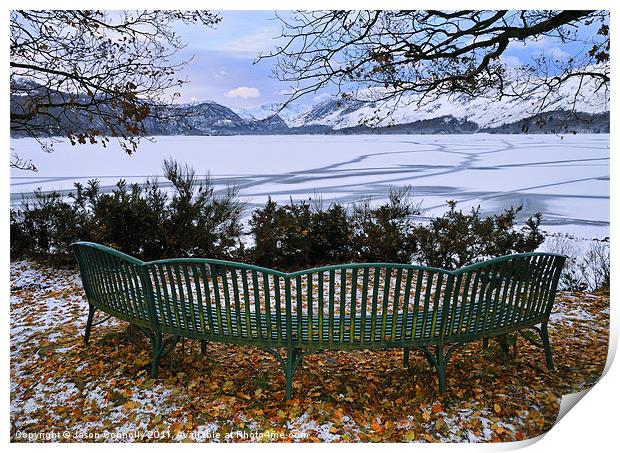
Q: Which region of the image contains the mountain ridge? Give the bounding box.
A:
[11,76,609,137]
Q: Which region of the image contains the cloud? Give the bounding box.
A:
[225,86,261,99]
[501,55,522,68]
[543,46,571,62]
[223,29,279,56]
[524,37,548,48]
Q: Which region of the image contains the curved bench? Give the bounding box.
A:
[72,241,565,400]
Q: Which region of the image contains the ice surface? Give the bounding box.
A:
[10,134,609,239]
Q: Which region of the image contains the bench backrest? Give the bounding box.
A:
[444,253,565,342]
[141,259,455,347]
[72,242,153,329]
[72,242,565,347]
[140,258,287,341]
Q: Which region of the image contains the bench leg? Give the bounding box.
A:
[200,340,207,356]
[403,348,410,368]
[149,332,163,378]
[415,344,455,393]
[435,344,447,393]
[539,322,554,370]
[284,348,303,401]
[482,338,489,350]
[84,304,96,345]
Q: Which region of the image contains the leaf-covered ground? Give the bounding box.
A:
[10,260,609,443]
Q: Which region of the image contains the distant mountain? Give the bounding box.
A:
[231,102,312,124]
[288,69,609,131]
[322,111,608,135]
[160,102,289,135]
[11,71,609,138]
[330,115,480,135]
[10,82,291,137]
[483,110,609,134]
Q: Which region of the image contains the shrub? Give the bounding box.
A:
[248,190,542,271]
[10,159,244,262]
[351,187,420,263]
[544,235,609,291]
[249,198,354,270]
[83,178,167,258]
[10,189,92,261]
[411,201,545,269]
[10,208,29,259]
[248,188,422,270]
[583,239,610,291]
[249,198,310,270]
[544,234,588,291]
[12,168,550,274]
[308,203,354,264]
[84,159,244,260]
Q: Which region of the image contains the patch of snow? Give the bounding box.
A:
[287,411,355,442]
[550,307,595,326]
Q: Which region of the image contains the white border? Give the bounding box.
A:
[4,1,617,451]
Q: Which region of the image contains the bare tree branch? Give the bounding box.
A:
[260,10,609,124]
[10,10,221,170]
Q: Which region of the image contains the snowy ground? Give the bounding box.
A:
[10,134,609,240]
[10,261,608,443]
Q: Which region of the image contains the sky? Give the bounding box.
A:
[172,11,295,108]
[170,11,602,110]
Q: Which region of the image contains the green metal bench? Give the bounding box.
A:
[72,241,565,400]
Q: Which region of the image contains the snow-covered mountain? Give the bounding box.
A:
[10,82,292,137]
[232,102,312,125]
[12,69,609,138]
[156,102,290,134]
[286,71,609,130]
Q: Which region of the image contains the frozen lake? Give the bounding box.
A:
[10,134,610,240]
